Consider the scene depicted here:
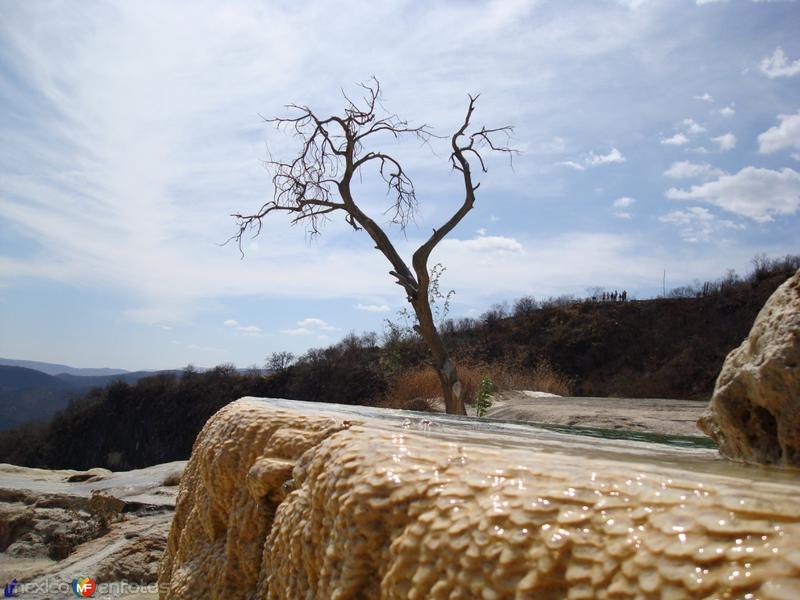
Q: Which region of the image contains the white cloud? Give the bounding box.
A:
[281,327,312,336]
[223,319,238,327]
[586,148,626,165]
[658,207,741,243]
[665,166,800,222]
[440,236,524,254]
[661,133,690,146]
[555,160,586,171]
[711,132,736,152]
[613,196,636,208]
[719,104,735,118]
[236,325,262,336]
[682,118,706,134]
[612,196,636,219]
[693,92,714,102]
[793,152,800,161]
[354,303,390,313]
[757,111,800,154]
[696,0,729,4]
[688,146,710,154]
[281,317,338,335]
[476,228,488,236]
[759,47,800,79]
[663,161,725,179]
[297,317,338,331]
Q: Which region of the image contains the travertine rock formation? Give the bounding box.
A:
[0,462,181,597]
[698,269,800,466]
[160,398,800,599]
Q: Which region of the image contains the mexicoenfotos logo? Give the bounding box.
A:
[71,577,96,597]
[3,579,18,598]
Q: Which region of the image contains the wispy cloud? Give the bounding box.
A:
[557,148,625,170]
[354,303,391,313]
[612,196,636,219]
[711,132,736,152]
[758,111,800,154]
[661,133,690,146]
[693,92,714,102]
[281,318,339,335]
[666,167,800,222]
[297,318,338,331]
[555,160,586,171]
[682,118,706,134]
[586,148,626,165]
[659,207,743,243]
[759,47,800,78]
[236,325,263,336]
[663,161,725,179]
[613,196,636,208]
[441,236,524,254]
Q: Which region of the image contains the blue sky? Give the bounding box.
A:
[1,0,798,370]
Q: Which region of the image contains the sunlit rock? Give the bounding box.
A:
[159,398,800,599]
[698,269,800,466]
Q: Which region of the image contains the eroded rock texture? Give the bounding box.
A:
[158,400,348,598]
[160,398,800,599]
[698,269,800,466]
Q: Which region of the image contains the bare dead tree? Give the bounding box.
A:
[231,78,514,415]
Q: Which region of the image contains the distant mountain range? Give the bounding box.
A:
[0,357,134,377]
[0,363,180,431]
[0,358,271,432]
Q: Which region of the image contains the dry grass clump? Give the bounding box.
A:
[482,360,574,397]
[378,364,483,412]
[381,360,573,411]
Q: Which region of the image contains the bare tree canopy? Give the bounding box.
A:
[231,78,515,414]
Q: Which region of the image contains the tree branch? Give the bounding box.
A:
[412,94,516,291]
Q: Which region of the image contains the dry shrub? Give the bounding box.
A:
[479,360,574,397]
[380,360,573,410]
[381,364,483,410]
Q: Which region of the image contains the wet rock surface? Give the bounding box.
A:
[699,269,800,466]
[487,392,708,437]
[160,397,800,600]
[0,461,183,598]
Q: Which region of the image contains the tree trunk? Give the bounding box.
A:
[436,356,465,416]
[414,302,466,416]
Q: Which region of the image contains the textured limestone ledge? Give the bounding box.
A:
[699,269,800,467]
[159,398,800,599]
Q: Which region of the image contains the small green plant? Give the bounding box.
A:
[475,377,494,418]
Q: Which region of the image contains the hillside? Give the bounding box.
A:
[446,293,769,400]
[0,257,796,471]
[0,366,181,431]
[0,366,77,431]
